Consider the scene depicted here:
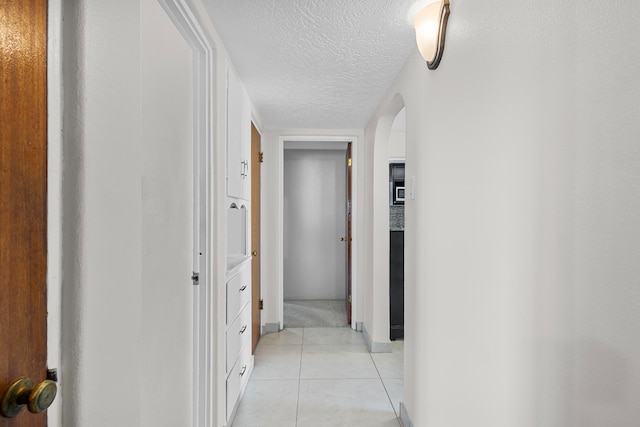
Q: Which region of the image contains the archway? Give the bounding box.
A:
[368,94,406,351]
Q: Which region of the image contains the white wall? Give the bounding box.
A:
[59,0,250,426]
[388,107,406,159]
[572,1,640,424]
[364,0,640,426]
[140,0,194,424]
[61,0,142,425]
[283,149,347,300]
[388,130,406,159]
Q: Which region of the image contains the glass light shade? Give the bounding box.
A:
[413,0,450,69]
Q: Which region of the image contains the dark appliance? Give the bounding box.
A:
[390,230,404,340]
[390,163,405,205]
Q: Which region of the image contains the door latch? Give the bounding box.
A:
[191,272,199,285]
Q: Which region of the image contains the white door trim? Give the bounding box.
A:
[278,136,359,329]
[156,1,215,426]
[47,0,64,425]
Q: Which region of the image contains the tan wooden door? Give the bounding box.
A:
[0,0,52,426]
[250,124,261,353]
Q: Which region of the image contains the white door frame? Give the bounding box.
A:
[47,0,64,425]
[156,1,215,426]
[278,136,359,329]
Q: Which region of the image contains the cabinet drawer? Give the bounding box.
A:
[226,342,251,420]
[226,267,251,325]
[226,304,251,373]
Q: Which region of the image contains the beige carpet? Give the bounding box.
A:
[283,300,348,328]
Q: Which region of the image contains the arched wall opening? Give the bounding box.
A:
[365,94,406,352]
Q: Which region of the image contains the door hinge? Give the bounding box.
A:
[259,152,264,163]
[191,272,199,285]
[259,299,264,310]
[348,295,352,303]
[47,368,58,382]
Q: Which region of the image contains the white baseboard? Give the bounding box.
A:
[362,323,391,353]
[261,322,279,335]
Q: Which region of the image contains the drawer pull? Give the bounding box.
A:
[239,285,247,292]
[239,365,247,376]
[239,325,247,334]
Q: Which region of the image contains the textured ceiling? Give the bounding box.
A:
[204,0,426,130]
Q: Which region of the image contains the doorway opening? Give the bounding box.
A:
[278,137,357,329]
[282,144,348,327]
[388,108,406,341]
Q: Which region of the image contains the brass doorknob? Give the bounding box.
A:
[0,378,57,418]
[252,250,258,257]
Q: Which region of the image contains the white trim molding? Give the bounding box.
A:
[362,323,392,353]
[47,1,64,425]
[262,323,280,335]
[156,1,216,426]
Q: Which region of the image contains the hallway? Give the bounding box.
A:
[230,328,404,427]
[11,1,635,426]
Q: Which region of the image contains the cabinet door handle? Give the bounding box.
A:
[239,285,247,292]
[240,160,248,178]
[239,365,247,376]
[239,325,247,334]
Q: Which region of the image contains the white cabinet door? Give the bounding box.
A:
[239,82,251,198]
[226,69,250,199]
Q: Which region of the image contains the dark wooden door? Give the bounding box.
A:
[345,143,352,325]
[250,124,261,353]
[0,0,50,426]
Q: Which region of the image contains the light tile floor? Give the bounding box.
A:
[230,327,404,427]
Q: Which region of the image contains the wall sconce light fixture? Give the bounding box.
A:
[413,0,450,70]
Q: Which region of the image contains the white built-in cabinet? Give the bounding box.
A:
[224,263,252,420]
[225,67,253,424]
[226,68,251,200]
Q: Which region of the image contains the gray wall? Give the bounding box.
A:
[284,149,347,300]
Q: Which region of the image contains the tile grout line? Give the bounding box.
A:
[294,327,304,427]
[369,350,402,423]
[244,327,400,426]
